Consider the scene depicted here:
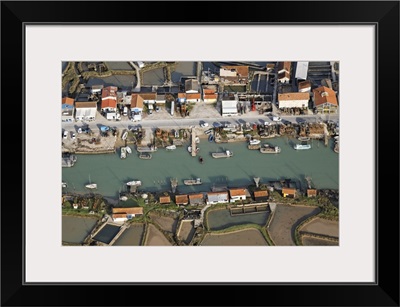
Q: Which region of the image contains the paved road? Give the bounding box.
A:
[61,108,338,134]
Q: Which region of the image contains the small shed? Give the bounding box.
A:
[159,195,171,204]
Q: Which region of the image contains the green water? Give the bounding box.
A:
[62,138,338,199]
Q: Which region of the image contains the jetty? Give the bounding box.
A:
[191,128,197,157]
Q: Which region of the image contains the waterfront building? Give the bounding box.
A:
[229,188,247,203]
[188,193,204,205]
[75,101,97,121]
[253,190,269,202]
[278,92,310,109]
[112,207,143,222]
[61,97,74,122]
[221,93,238,117]
[159,195,171,204]
[313,86,338,114]
[307,189,317,198]
[206,191,229,205]
[282,187,297,198]
[175,194,189,206]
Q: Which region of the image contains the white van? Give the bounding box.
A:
[123,107,128,116]
[272,116,282,122]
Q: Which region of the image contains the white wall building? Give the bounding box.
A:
[75,102,97,121]
[229,188,247,203]
[278,92,310,109]
[206,192,229,205]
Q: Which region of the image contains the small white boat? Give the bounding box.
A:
[298,136,310,141]
[119,196,128,201]
[126,180,142,186]
[120,147,127,159]
[125,146,132,154]
[294,144,311,150]
[121,131,128,140]
[166,145,176,150]
[62,182,67,188]
[85,183,97,189]
[249,139,261,145]
[85,175,97,189]
[260,144,281,153]
[195,137,200,144]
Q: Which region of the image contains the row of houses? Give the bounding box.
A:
[110,187,318,222]
[62,81,219,122]
[277,85,338,113]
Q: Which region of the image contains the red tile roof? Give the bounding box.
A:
[307,189,317,197]
[254,190,269,197]
[175,194,188,204]
[221,65,249,77]
[178,93,186,98]
[159,196,171,204]
[62,97,74,105]
[313,86,338,106]
[188,193,203,200]
[131,94,143,109]
[186,93,201,100]
[278,92,310,101]
[101,98,117,109]
[229,188,246,197]
[75,102,97,108]
[112,207,143,215]
[282,188,296,195]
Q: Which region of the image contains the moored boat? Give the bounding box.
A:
[62,182,67,188]
[294,144,311,150]
[212,150,233,158]
[137,145,157,152]
[126,180,142,186]
[125,146,132,154]
[120,147,127,159]
[260,144,281,153]
[298,136,310,141]
[249,139,261,145]
[208,134,214,142]
[85,183,97,189]
[166,145,176,150]
[183,178,202,185]
[188,146,200,153]
[139,153,152,159]
[195,137,200,144]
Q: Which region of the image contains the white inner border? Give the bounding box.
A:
[25,25,375,283]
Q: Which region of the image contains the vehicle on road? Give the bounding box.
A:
[200,122,209,127]
[272,116,282,122]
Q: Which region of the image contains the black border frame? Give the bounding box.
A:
[1,1,399,306]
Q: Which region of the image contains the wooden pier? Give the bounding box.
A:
[191,129,197,157]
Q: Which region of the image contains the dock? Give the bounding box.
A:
[191,129,197,157]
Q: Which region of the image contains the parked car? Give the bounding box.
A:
[63,131,68,139]
[71,132,76,139]
[200,122,209,128]
[155,106,160,112]
[272,116,282,122]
